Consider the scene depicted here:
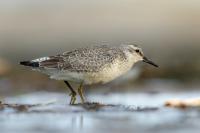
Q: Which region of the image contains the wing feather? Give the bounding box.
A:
[37,45,125,72]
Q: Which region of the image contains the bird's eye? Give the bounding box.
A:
[135,49,140,53]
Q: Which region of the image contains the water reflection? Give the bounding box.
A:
[1,91,200,133]
[71,115,84,131]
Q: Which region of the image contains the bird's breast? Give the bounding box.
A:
[82,59,134,84]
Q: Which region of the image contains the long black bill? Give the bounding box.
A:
[143,57,159,67]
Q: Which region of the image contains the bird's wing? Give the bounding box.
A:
[61,45,122,72]
[38,55,64,69]
[39,45,124,72]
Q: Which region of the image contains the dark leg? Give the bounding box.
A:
[64,81,76,105]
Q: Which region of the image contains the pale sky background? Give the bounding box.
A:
[0,0,199,64]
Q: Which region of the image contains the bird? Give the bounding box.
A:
[20,44,158,105]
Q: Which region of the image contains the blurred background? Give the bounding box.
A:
[0,0,200,96]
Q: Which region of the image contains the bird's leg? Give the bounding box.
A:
[78,82,85,104]
[64,81,76,105]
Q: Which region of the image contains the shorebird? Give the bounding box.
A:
[20,44,158,105]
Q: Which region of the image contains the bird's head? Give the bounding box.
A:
[125,44,159,67]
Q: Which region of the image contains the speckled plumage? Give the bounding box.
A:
[21,44,146,84]
[43,45,127,72]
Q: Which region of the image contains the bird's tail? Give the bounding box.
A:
[20,61,39,67]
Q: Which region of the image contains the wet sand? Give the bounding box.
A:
[0,91,200,133]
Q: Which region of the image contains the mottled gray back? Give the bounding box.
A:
[39,45,127,72]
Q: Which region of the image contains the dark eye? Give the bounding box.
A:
[135,49,140,53]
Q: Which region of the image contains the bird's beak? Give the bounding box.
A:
[143,56,159,67]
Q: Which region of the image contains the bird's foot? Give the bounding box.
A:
[69,93,76,105]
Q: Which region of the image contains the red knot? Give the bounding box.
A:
[20,44,158,105]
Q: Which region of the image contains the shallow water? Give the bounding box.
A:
[1,91,200,133]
